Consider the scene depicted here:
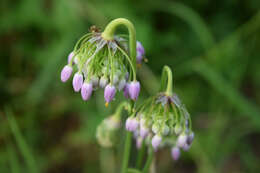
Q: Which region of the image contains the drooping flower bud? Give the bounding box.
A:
[61,65,73,82]
[182,143,190,151]
[162,125,170,136]
[140,124,149,138]
[177,134,188,148]
[128,81,141,101]
[123,83,130,99]
[99,76,108,88]
[104,84,116,106]
[72,73,83,92]
[152,124,159,134]
[174,124,182,135]
[136,41,145,64]
[91,76,99,88]
[125,117,139,132]
[151,135,162,150]
[171,147,181,161]
[67,52,74,64]
[81,82,93,101]
[187,132,194,145]
[118,78,126,91]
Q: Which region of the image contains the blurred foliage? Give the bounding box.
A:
[1,0,260,172]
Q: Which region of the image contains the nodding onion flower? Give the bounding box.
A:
[60,23,144,106]
[125,66,194,161]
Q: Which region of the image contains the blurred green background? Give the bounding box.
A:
[1,0,260,172]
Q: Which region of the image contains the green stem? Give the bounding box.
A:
[127,168,142,173]
[114,102,129,118]
[101,18,137,81]
[136,141,146,169]
[161,65,173,96]
[121,132,133,173]
[142,147,154,173]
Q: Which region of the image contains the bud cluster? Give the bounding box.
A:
[96,115,121,148]
[60,30,144,106]
[125,93,194,161]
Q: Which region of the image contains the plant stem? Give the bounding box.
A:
[136,141,146,169]
[142,147,154,173]
[121,131,133,173]
[161,65,173,96]
[101,18,137,81]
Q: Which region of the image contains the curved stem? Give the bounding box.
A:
[161,65,173,96]
[101,18,137,81]
[121,132,133,173]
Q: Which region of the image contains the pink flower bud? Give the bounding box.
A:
[81,82,93,101]
[72,73,83,92]
[123,83,130,99]
[128,81,140,101]
[177,134,188,148]
[151,135,162,150]
[125,117,139,132]
[104,84,116,106]
[171,147,181,161]
[67,52,74,64]
[61,65,73,82]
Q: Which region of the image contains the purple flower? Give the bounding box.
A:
[118,79,126,91]
[128,81,140,101]
[151,135,162,150]
[61,65,73,82]
[81,82,93,101]
[104,84,116,106]
[177,134,188,148]
[182,143,190,151]
[125,117,139,132]
[68,52,74,64]
[72,73,83,92]
[187,132,194,145]
[99,76,108,88]
[123,83,130,99]
[140,125,149,138]
[171,147,181,161]
[136,41,145,64]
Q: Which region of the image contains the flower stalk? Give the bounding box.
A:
[102,18,137,81]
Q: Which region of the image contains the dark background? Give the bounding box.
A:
[1,0,260,172]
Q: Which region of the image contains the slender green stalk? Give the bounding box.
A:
[5,108,37,173]
[121,132,133,173]
[101,18,137,81]
[127,168,142,173]
[136,141,146,169]
[161,65,173,96]
[142,147,154,173]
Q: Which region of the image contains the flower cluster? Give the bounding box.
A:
[60,30,145,106]
[125,92,194,161]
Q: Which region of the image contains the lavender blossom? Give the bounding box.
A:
[136,41,145,64]
[151,135,162,150]
[123,83,130,99]
[140,125,149,138]
[99,76,108,88]
[61,65,73,82]
[118,78,126,91]
[128,81,141,101]
[125,117,139,132]
[104,84,116,106]
[67,52,74,64]
[81,82,93,101]
[171,147,181,161]
[177,134,188,148]
[72,73,83,92]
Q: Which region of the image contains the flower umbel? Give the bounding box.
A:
[60,27,142,105]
